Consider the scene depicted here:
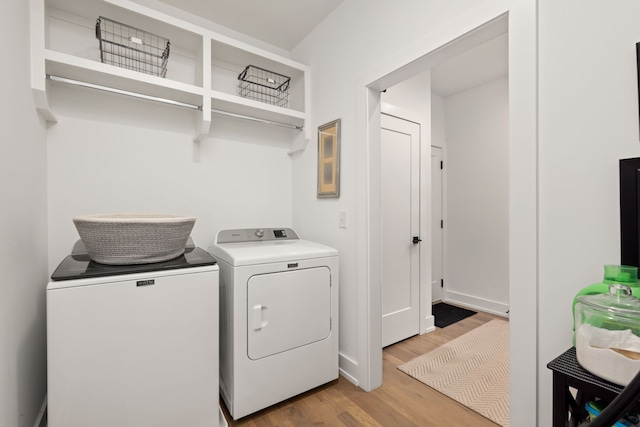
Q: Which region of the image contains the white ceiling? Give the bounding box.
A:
[156,0,345,51]
[431,33,509,98]
[155,0,508,97]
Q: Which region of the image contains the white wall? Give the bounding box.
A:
[46,85,294,269]
[0,1,49,426]
[444,77,509,314]
[432,94,446,149]
[537,1,640,423]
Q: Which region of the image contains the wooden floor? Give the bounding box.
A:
[223,310,505,427]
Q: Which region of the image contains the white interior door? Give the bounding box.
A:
[381,114,420,347]
[431,146,444,302]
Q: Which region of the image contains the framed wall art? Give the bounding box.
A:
[317,119,341,198]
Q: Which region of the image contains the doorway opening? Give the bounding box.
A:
[377,21,509,349]
[355,6,538,425]
[356,11,513,391]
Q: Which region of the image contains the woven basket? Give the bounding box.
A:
[73,213,196,265]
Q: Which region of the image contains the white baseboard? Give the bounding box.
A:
[338,352,359,386]
[444,291,509,318]
[218,405,228,427]
[421,314,435,334]
[422,325,436,334]
[33,395,47,427]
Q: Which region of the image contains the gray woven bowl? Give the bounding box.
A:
[73,213,196,265]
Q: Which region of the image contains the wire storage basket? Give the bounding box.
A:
[95,16,170,78]
[238,65,290,108]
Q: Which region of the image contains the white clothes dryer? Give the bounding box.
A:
[208,228,339,420]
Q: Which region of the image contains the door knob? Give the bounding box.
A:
[412,236,422,244]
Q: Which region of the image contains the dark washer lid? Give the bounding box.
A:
[51,240,216,281]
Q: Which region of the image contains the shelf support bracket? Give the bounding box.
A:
[31,0,56,123]
[194,37,211,142]
[288,135,309,155]
[194,102,211,142]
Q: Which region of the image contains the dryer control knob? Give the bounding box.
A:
[255,229,264,238]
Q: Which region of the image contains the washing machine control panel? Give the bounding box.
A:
[273,229,287,238]
[217,228,300,243]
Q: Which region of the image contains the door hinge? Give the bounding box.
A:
[440,161,443,170]
[441,279,444,288]
[440,220,443,229]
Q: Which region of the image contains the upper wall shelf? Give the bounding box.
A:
[30,0,311,152]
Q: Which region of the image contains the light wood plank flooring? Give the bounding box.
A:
[223,310,505,426]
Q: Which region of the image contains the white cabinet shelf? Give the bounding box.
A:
[46,50,205,104]
[211,90,306,125]
[31,0,310,152]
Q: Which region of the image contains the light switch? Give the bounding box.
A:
[338,211,347,228]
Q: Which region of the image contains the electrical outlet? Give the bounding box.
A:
[338,211,347,228]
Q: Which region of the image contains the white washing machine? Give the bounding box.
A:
[208,228,339,420]
[47,239,225,427]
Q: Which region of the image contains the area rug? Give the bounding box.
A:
[432,302,477,328]
[398,319,509,426]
